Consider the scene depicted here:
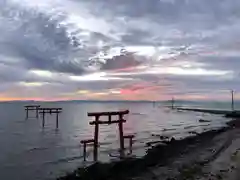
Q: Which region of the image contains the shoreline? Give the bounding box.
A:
[176,107,240,118]
[57,123,236,180]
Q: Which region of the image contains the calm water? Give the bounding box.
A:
[0,101,233,180]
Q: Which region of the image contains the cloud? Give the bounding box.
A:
[0,0,240,100]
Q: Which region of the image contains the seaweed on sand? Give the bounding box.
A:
[57,127,228,180]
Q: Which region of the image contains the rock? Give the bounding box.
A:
[151,134,169,140]
[227,120,240,128]
[189,131,199,135]
[199,119,210,123]
[160,135,169,140]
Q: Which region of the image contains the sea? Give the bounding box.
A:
[0,100,237,180]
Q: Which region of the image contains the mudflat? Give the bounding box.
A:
[57,119,240,180]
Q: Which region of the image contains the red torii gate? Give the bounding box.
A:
[81,110,134,161]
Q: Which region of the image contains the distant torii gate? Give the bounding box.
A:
[25,105,41,119]
[81,110,134,161]
[38,108,62,129]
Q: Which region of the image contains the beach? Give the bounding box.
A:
[58,120,240,180]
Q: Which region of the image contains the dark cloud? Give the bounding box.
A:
[197,55,240,72]
[100,52,143,70]
[120,29,153,46]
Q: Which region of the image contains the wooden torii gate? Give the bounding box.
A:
[25,105,41,119]
[81,110,134,161]
[38,108,62,129]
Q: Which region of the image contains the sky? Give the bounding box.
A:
[0,0,240,101]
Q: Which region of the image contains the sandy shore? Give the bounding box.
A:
[57,120,240,180]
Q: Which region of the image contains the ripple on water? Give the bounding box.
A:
[0,102,230,180]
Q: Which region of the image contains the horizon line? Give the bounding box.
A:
[0,99,238,103]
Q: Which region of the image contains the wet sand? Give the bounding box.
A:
[57,119,240,180]
[136,121,240,180]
